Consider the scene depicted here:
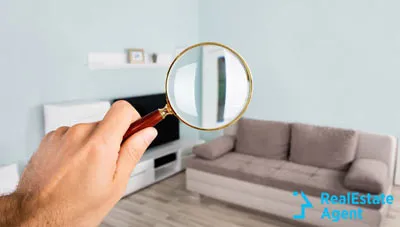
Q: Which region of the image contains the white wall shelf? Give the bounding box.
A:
[89,63,170,70]
[88,52,172,70]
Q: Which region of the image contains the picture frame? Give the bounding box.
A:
[127,48,145,64]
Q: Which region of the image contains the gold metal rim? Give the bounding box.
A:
[165,41,253,131]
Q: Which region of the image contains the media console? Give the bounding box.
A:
[41,96,201,197]
[123,139,204,197]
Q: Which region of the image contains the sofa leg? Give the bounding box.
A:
[194,193,212,203]
[188,192,202,200]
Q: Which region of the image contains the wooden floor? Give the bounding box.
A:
[101,172,400,227]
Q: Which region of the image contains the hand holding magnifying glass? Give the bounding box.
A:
[122,42,253,142]
[2,42,252,227]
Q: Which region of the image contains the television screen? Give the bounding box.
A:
[113,93,180,148]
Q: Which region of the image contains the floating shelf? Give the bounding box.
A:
[88,63,170,70]
[88,52,172,70]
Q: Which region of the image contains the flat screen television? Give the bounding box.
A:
[113,93,180,149]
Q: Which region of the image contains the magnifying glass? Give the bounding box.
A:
[122,42,253,142]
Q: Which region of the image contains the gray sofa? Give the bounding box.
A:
[186,118,397,227]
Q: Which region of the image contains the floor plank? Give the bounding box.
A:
[102,172,400,227]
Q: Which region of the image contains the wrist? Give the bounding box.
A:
[0,193,26,226]
[0,192,43,227]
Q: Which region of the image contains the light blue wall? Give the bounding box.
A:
[3,0,400,165]
[199,0,400,140]
[0,0,199,165]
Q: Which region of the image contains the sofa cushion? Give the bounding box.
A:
[235,118,290,160]
[186,152,285,186]
[193,135,235,160]
[344,159,388,194]
[289,123,358,171]
[186,155,381,209]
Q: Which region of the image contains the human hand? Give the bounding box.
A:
[14,101,157,226]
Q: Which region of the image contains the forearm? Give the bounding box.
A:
[0,193,25,226]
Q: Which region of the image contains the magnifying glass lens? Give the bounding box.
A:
[166,44,251,130]
[122,43,252,142]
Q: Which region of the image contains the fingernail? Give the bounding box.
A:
[144,128,158,144]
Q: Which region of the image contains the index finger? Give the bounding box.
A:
[93,100,140,145]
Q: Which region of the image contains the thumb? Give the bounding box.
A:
[115,127,157,185]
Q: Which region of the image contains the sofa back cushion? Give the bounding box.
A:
[235,118,290,160]
[289,123,358,171]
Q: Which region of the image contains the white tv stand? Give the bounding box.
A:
[123,139,204,197]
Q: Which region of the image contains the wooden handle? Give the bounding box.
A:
[122,109,163,142]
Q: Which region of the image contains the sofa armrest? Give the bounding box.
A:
[192,135,235,160]
[344,159,388,194]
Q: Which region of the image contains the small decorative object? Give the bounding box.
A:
[127,48,145,63]
[151,53,158,63]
